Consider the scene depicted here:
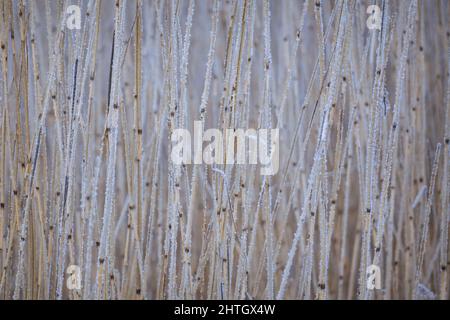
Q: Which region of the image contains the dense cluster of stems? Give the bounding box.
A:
[0,0,449,300]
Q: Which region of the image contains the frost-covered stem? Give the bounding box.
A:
[414,144,441,299]
[95,0,127,299]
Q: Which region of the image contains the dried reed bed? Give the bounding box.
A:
[0,0,449,300]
